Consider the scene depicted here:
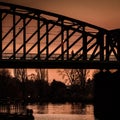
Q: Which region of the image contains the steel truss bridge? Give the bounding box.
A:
[0,2,120,69]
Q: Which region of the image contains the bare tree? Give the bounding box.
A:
[0,69,11,78]
[35,69,48,81]
[58,69,89,88]
[14,69,27,82]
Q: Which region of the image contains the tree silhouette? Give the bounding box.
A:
[58,69,89,88]
[93,70,118,120]
[0,69,21,100]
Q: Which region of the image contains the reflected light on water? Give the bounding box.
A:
[26,103,94,114]
[34,114,94,120]
[26,103,95,120]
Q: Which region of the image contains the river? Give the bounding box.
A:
[26,102,95,120]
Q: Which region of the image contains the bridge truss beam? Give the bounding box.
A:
[0,2,120,69]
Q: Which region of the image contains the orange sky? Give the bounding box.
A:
[1,0,120,82]
[1,0,120,30]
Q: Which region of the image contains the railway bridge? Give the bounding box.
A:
[0,2,120,69]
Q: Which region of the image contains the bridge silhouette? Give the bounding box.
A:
[0,2,120,69]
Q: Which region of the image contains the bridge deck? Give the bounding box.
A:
[0,59,119,69]
[0,53,119,69]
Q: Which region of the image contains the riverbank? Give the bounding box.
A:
[0,109,34,120]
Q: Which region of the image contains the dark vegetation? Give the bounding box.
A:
[1,69,119,119]
[0,69,94,104]
[93,70,119,120]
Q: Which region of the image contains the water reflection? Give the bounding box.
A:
[0,103,94,120]
[26,103,94,120]
[26,102,94,115]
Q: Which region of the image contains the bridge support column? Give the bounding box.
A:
[46,22,49,60]
[23,17,26,59]
[37,14,40,60]
[61,20,64,60]
[0,12,2,59]
[98,31,104,61]
[106,34,110,61]
[83,27,87,60]
[116,31,120,61]
[66,30,69,60]
[13,8,16,59]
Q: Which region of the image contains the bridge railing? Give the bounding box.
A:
[1,53,117,61]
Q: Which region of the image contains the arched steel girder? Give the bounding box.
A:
[0,2,120,69]
[0,2,107,39]
[0,2,107,32]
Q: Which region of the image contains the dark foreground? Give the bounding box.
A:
[0,109,34,120]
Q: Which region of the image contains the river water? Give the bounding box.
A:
[26,102,95,120]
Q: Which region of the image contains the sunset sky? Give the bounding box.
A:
[1,0,120,30]
[0,0,120,82]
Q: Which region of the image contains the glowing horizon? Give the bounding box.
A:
[1,0,120,30]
